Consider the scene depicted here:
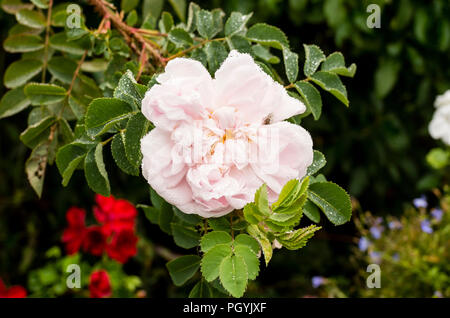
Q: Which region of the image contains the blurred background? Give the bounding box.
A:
[0,0,449,297]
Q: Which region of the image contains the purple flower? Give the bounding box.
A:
[312,276,325,288]
[421,219,433,234]
[358,237,370,251]
[373,217,383,225]
[413,195,428,208]
[431,208,443,222]
[433,291,443,298]
[392,253,399,262]
[369,251,382,263]
[388,220,402,230]
[370,226,384,239]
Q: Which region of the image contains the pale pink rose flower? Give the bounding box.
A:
[140,50,313,218]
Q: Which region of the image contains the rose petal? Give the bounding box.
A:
[214,50,305,124]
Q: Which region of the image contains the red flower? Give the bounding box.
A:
[62,207,86,255]
[0,279,27,298]
[82,226,108,256]
[94,195,137,235]
[106,229,138,264]
[89,270,111,298]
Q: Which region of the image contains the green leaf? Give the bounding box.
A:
[85,98,134,137]
[272,177,309,211]
[1,0,33,14]
[121,0,139,13]
[219,254,247,298]
[294,82,322,120]
[200,231,232,253]
[201,244,232,282]
[125,112,151,167]
[303,200,321,223]
[189,279,213,298]
[235,234,260,254]
[16,9,45,29]
[374,59,400,99]
[247,224,272,265]
[185,2,200,32]
[25,141,49,197]
[30,0,48,9]
[246,23,289,49]
[283,47,298,83]
[0,86,30,119]
[303,44,326,77]
[49,32,86,56]
[255,183,270,216]
[3,34,43,52]
[168,27,193,46]
[4,59,43,88]
[207,217,231,232]
[227,35,252,54]
[243,202,262,225]
[310,71,348,107]
[48,56,77,84]
[224,11,252,37]
[205,41,228,75]
[81,59,108,73]
[168,0,186,22]
[308,182,351,225]
[56,142,89,186]
[307,150,326,176]
[275,225,321,250]
[111,132,140,176]
[166,255,200,286]
[20,116,56,148]
[24,83,67,105]
[84,143,110,196]
[58,118,75,145]
[113,70,142,109]
[252,45,279,64]
[234,244,259,280]
[310,174,326,184]
[126,10,139,26]
[150,187,165,210]
[139,204,160,225]
[321,52,356,77]
[149,188,174,234]
[68,96,86,119]
[426,148,449,170]
[173,207,202,225]
[158,11,174,33]
[171,223,200,249]
[196,9,221,39]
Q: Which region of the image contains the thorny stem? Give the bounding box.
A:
[41,0,53,82]
[136,43,147,82]
[89,0,166,67]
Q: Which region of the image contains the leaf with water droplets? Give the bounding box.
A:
[307,181,351,225]
[224,11,252,37]
[303,44,326,77]
[219,254,248,298]
[307,150,326,175]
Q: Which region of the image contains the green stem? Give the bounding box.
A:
[164,37,226,62]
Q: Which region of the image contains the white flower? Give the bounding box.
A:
[429,90,450,145]
[140,50,313,218]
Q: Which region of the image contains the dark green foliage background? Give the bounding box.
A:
[0,0,449,297]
